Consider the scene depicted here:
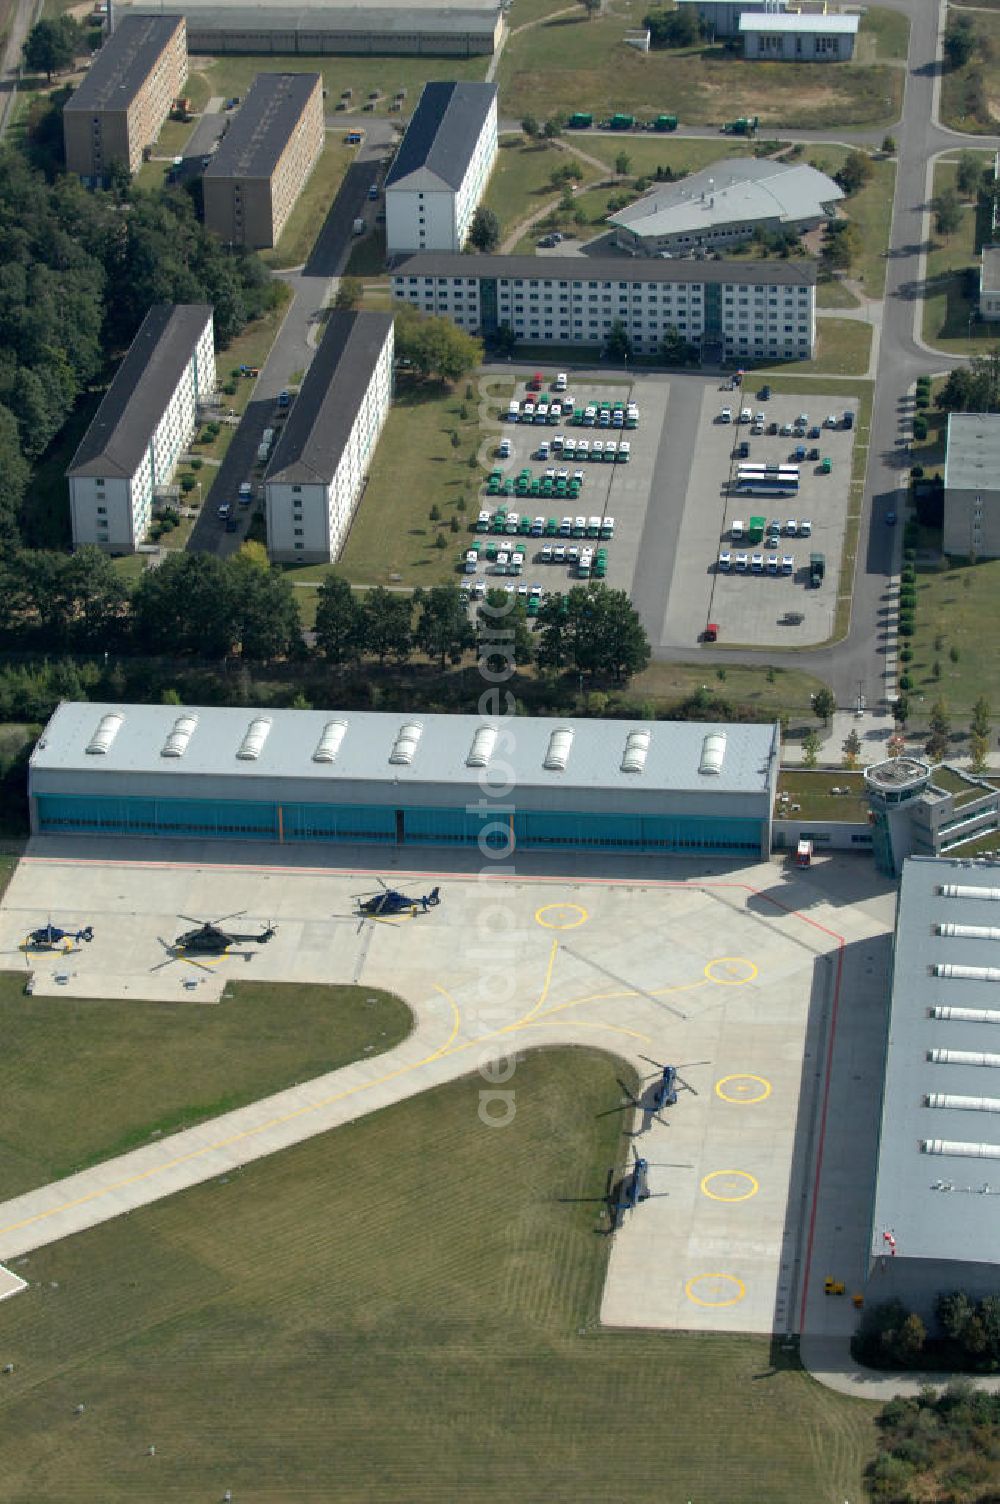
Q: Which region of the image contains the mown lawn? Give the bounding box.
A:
[0,1050,877,1503]
[335,373,513,587]
[484,138,600,244]
[758,319,872,378]
[802,144,896,298]
[856,5,911,63]
[497,0,903,128]
[922,155,998,354]
[0,975,411,1200]
[195,53,488,118]
[774,769,869,820]
[578,134,755,178]
[908,559,1000,719]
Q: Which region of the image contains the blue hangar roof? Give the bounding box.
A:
[31,704,779,797]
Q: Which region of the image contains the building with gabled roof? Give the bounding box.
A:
[264,310,394,562]
[739,10,859,60]
[66,304,215,553]
[385,81,497,254]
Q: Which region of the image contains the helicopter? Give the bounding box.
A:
[600,1057,707,1131]
[153,911,276,971]
[24,919,94,952]
[561,1146,691,1232]
[354,879,441,919]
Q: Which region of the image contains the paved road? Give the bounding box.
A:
[0,0,40,140]
[188,136,388,557]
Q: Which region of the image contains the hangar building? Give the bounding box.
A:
[868,857,1000,1315]
[28,704,779,857]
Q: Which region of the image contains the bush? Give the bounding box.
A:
[189,457,203,471]
[899,673,912,690]
[223,381,237,396]
[899,646,913,663]
[898,620,915,638]
[180,474,196,494]
[911,464,924,479]
[913,415,928,440]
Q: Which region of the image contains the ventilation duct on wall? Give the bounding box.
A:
[312,719,348,764]
[86,712,124,755]
[161,714,198,758]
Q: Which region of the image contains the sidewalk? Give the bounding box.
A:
[802,1334,1000,1400]
[782,709,895,766]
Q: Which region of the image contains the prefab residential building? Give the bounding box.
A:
[943,413,1000,559]
[264,311,394,563]
[63,14,187,185]
[385,81,498,255]
[28,704,780,858]
[391,253,817,361]
[66,304,215,553]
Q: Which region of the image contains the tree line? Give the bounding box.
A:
[0,147,279,548]
[855,1291,1000,1374]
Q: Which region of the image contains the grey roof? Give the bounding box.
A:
[391,251,817,288]
[386,82,496,192]
[64,15,184,115]
[944,413,1000,493]
[982,245,1000,294]
[205,72,319,181]
[740,11,857,30]
[871,857,1000,1265]
[31,703,779,796]
[123,0,499,33]
[67,305,213,481]
[609,159,842,240]
[265,311,393,487]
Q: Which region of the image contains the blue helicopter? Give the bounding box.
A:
[24,919,94,952]
[600,1057,705,1132]
[561,1145,690,1232]
[354,879,441,919]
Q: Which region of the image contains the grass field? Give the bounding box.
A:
[631,660,827,718]
[940,9,1000,133]
[260,137,356,270]
[0,1049,876,1502]
[193,53,487,118]
[497,0,903,128]
[758,318,872,377]
[484,138,599,245]
[0,976,411,1201]
[577,134,755,178]
[922,155,998,354]
[802,145,895,299]
[908,559,1000,719]
[335,374,511,587]
[856,5,911,63]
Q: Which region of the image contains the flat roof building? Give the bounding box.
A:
[739,11,859,60]
[66,304,215,553]
[29,703,780,858]
[265,310,394,562]
[391,252,818,361]
[385,81,498,255]
[118,0,504,54]
[609,158,842,256]
[203,72,324,249]
[869,856,1000,1313]
[63,14,187,184]
[943,413,1000,558]
[979,245,1000,322]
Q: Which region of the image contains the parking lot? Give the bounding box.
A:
[463,373,670,611]
[660,383,859,648]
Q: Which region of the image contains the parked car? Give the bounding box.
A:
[719,407,733,423]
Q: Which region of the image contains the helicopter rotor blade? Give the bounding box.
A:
[375,878,388,892]
[638,1053,666,1072]
[177,915,209,927]
[211,910,246,926]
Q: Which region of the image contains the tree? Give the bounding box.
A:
[956,149,983,198]
[842,727,862,769]
[468,205,501,254]
[972,694,992,739]
[477,590,534,674]
[579,0,602,17]
[521,115,540,140]
[315,575,365,665]
[393,306,483,384]
[970,732,990,774]
[614,151,632,178]
[937,347,1000,413]
[932,186,962,237]
[493,323,517,356]
[362,586,411,664]
[644,7,703,47]
[335,277,362,310]
[593,585,650,682]
[542,114,564,138]
[228,551,301,660]
[821,221,862,274]
[811,687,835,724]
[23,16,81,81]
[881,134,896,154]
[802,728,820,768]
[944,12,976,69]
[834,149,873,196]
[536,583,649,683]
[927,698,952,761]
[605,320,633,362]
[660,325,696,366]
[412,584,474,668]
[132,552,236,658]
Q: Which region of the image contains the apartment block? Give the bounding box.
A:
[390,253,817,361]
[385,81,497,255]
[63,15,187,185]
[67,305,215,553]
[203,72,324,250]
[265,312,394,563]
[943,413,1000,559]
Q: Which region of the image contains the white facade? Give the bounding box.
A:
[740,12,858,60]
[385,84,497,255]
[68,309,215,553]
[266,321,393,563]
[391,257,816,361]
